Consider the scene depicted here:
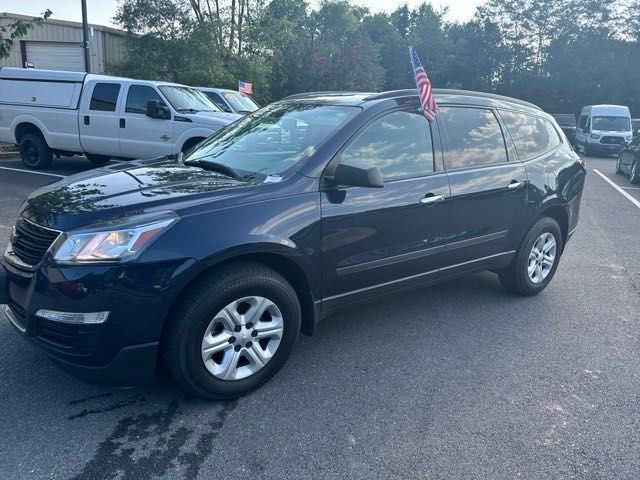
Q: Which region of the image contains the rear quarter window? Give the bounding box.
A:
[500,110,561,160]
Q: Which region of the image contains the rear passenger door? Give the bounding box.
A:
[439,106,528,267]
[79,81,123,157]
[321,107,450,310]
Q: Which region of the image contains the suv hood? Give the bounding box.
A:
[185,111,242,127]
[20,159,255,231]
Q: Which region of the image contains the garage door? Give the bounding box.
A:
[25,42,85,72]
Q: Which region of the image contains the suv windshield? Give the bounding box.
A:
[185,103,359,179]
[592,116,630,132]
[223,91,260,113]
[552,114,576,127]
[159,86,220,113]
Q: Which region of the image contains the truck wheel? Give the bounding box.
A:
[19,133,52,169]
[163,262,301,400]
[499,217,563,297]
[86,154,110,166]
[631,162,640,185]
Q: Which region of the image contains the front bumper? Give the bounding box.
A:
[588,142,627,153]
[1,257,194,385]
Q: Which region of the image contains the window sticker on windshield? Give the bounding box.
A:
[264,175,283,183]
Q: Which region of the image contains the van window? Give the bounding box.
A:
[500,111,561,160]
[579,115,588,130]
[440,107,508,169]
[125,85,165,114]
[340,110,434,180]
[89,83,120,112]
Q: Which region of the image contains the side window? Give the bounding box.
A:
[89,83,120,112]
[340,110,434,180]
[500,111,561,160]
[204,92,232,112]
[439,107,508,169]
[579,115,588,130]
[125,85,164,114]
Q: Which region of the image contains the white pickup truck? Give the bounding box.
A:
[0,68,241,169]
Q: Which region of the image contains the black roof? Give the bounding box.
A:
[282,89,543,115]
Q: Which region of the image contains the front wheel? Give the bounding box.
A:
[163,262,301,399]
[631,162,640,185]
[616,155,623,175]
[499,217,563,296]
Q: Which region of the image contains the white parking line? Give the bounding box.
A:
[0,166,65,178]
[593,169,640,209]
[621,186,640,191]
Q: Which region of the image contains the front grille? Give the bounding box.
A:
[601,136,625,145]
[10,218,61,266]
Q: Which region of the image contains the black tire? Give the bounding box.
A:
[19,133,52,169]
[163,262,301,399]
[615,155,623,175]
[86,154,110,166]
[631,162,640,185]
[499,217,563,297]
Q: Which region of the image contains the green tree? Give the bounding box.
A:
[0,9,52,62]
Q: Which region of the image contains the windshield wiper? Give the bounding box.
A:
[176,108,202,113]
[184,159,243,180]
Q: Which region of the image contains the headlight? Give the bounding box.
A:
[590,134,601,140]
[625,135,632,142]
[53,215,177,263]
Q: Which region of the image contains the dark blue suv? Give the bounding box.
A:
[0,90,586,399]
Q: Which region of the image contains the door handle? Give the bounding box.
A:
[420,194,445,205]
[508,181,525,190]
[119,118,126,128]
[83,115,90,125]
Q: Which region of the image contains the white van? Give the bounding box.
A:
[0,68,241,169]
[575,105,633,156]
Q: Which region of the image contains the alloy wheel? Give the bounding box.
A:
[201,296,284,380]
[528,232,557,284]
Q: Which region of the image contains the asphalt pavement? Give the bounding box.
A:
[0,154,639,479]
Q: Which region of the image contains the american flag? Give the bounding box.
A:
[238,80,253,94]
[409,46,437,122]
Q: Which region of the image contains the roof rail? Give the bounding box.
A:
[365,88,541,111]
[282,91,370,100]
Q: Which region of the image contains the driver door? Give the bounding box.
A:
[118,83,174,159]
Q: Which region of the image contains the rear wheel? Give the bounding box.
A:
[19,133,52,169]
[499,217,563,296]
[631,162,640,185]
[163,262,301,399]
[86,154,110,166]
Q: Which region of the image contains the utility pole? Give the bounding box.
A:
[81,0,90,72]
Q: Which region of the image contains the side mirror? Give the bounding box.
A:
[146,100,170,119]
[329,164,384,189]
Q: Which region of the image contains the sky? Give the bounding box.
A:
[0,0,486,28]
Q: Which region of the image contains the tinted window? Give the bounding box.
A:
[340,111,434,180]
[89,83,120,111]
[440,107,507,169]
[125,85,164,114]
[500,111,561,160]
[204,91,232,112]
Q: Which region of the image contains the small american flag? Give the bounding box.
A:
[409,46,437,122]
[238,80,253,94]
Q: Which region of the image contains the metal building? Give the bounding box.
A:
[0,12,126,74]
